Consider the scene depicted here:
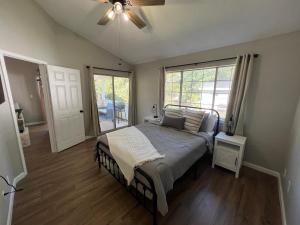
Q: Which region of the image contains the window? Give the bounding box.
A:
[94,74,130,132]
[164,65,235,118]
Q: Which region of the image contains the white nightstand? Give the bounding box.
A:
[212,132,247,178]
[144,116,161,123]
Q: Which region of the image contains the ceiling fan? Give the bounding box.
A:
[96,0,165,29]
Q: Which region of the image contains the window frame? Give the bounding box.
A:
[93,73,131,134]
[164,64,236,119]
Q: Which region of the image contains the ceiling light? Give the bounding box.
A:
[114,2,123,14]
[108,10,115,19]
[123,13,129,21]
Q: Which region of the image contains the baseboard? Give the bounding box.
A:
[242,161,279,177]
[278,175,287,225]
[243,161,287,225]
[26,121,46,126]
[85,136,95,140]
[6,172,26,225]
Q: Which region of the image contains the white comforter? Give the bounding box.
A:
[106,126,165,185]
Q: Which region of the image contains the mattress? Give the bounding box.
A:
[97,122,211,215]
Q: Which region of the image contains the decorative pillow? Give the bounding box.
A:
[163,108,183,118]
[160,115,185,130]
[199,112,210,132]
[183,109,206,133]
[205,114,218,132]
[199,112,218,133]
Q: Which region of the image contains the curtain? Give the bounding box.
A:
[128,72,137,125]
[88,67,101,136]
[159,67,166,115]
[225,54,254,135]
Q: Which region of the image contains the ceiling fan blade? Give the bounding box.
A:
[128,0,165,6]
[97,7,113,25]
[126,10,146,29]
[95,0,110,3]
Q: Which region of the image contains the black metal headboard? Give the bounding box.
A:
[164,104,220,137]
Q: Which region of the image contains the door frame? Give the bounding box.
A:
[0,49,58,176]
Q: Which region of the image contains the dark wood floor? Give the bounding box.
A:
[13,125,282,225]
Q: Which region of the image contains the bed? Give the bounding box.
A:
[95,104,220,225]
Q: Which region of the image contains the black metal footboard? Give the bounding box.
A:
[95,104,220,225]
[96,142,158,225]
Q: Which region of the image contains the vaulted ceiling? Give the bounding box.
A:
[35,0,300,64]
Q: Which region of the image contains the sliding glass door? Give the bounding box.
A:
[94,74,129,132]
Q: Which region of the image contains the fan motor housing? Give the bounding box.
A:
[110,0,127,5]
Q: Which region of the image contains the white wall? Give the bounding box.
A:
[5,57,44,124]
[282,96,300,225]
[0,0,132,134]
[135,31,300,173]
[0,1,131,224]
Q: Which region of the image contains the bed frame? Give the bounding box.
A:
[95,104,220,225]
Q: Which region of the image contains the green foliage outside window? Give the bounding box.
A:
[94,76,129,103]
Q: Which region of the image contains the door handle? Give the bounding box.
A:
[80,110,84,113]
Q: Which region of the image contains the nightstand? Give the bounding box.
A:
[212,132,247,178]
[144,116,161,123]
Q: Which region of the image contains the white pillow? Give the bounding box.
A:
[164,108,183,118]
[199,112,210,132]
[183,109,206,133]
[204,114,218,132]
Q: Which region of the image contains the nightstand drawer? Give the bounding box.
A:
[215,146,239,171]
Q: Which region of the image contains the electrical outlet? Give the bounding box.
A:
[287,180,292,193]
[283,168,287,178]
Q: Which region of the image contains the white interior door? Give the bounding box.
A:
[47,65,85,151]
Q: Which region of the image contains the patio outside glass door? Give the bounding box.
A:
[94,74,129,132]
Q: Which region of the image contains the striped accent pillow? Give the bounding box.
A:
[164,108,183,118]
[183,109,206,133]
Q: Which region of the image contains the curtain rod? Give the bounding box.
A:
[86,66,131,73]
[164,54,259,69]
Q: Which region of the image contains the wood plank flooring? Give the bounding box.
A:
[12,125,282,225]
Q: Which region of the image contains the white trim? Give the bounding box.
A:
[13,172,26,185]
[0,49,58,154]
[0,53,28,175]
[26,121,46,126]
[6,172,26,225]
[243,161,279,177]
[85,136,94,140]
[278,175,287,225]
[0,50,47,65]
[40,65,58,152]
[243,161,287,225]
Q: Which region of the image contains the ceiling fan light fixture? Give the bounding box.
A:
[108,10,115,19]
[123,12,129,21]
[114,2,123,14]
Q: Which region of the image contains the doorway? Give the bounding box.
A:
[94,74,130,132]
[3,56,50,172]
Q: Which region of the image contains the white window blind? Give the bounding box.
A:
[164,64,236,118]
